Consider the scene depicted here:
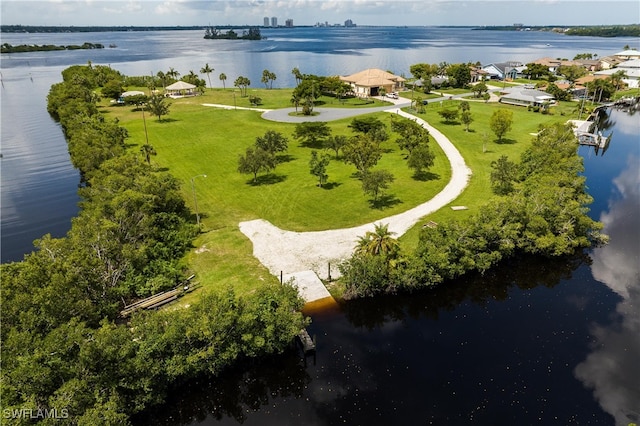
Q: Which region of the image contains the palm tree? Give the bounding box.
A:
[290,93,301,112]
[200,63,214,89]
[219,73,227,89]
[166,67,180,81]
[140,144,157,165]
[292,67,303,86]
[355,223,400,258]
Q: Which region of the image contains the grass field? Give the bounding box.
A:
[104,87,581,295]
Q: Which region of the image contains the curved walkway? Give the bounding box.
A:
[238,101,472,280]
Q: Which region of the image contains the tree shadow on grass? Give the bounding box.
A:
[368,194,402,210]
[276,154,296,163]
[412,171,440,182]
[246,173,287,186]
[494,138,517,145]
[321,182,342,190]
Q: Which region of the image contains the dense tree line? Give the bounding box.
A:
[339,122,607,299]
[1,64,307,424]
[1,42,104,53]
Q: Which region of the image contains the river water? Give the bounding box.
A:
[1,27,639,424]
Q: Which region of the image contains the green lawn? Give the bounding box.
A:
[105,91,582,294]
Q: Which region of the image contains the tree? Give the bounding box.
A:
[586,78,616,102]
[200,63,214,89]
[293,121,331,148]
[219,73,227,89]
[472,81,489,98]
[523,63,550,80]
[342,134,383,176]
[407,143,435,176]
[355,222,400,258]
[490,155,518,195]
[409,63,439,81]
[234,76,250,96]
[309,150,330,187]
[557,65,587,83]
[140,144,156,165]
[290,93,301,112]
[490,109,513,142]
[361,170,395,202]
[292,78,320,115]
[166,67,180,81]
[609,70,628,91]
[325,135,348,158]
[147,94,171,121]
[261,69,276,89]
[460,109,474,131]
[446,63,471,88]
[255,130,288,155]
[101,79,124,100]
[391,118,429,154]
[237,146,276,182]
[292,67,303,86]
[438,108,459,123]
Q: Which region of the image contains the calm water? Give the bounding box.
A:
[1,27,639,424]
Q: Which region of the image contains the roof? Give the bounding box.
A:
[340,68,406,87]
[501,87,555,103]
[614,49,640,57]
[121,90,145,97]
[165,81,196,90]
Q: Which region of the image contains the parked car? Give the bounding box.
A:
[386,92,399,99]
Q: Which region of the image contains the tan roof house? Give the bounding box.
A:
[599,56,624,70]
[340,69,406,97]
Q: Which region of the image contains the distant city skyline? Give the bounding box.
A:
[1,1,638,27]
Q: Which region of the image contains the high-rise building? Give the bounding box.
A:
[271,17,277,27]
[285,19,293,28]
[264,17,270,27]
[345,19,356,27]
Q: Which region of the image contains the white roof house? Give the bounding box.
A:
[594,59,640,88]
[499,86,555,107]
[614,50,640,60]
[165,81,198,97]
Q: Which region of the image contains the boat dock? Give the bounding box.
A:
[119,275,196,317]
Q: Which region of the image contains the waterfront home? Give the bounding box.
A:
[481,62,523,80]
[340,68,406,97]
[613,49,640,60]
[594,58,640,88]
[599,55,625,70]
[498,86,555,107]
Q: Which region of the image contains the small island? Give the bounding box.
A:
[1,41,104,53]
[203,26,263,40]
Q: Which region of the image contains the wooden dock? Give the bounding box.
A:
[297,329,316,354]
[119,275,196,317]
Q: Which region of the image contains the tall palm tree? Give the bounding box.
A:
[355,223,400,258]
[219,73,227,89]
[200,63,214,89]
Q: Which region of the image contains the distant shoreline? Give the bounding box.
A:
[1,24,639,38]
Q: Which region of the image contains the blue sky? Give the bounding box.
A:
[1,0,638,27]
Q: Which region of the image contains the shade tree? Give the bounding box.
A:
[361,170,395,202]
[237,146,277,183]
[293,121,331,148]
[342,134,383,176]
[489,109,513,142]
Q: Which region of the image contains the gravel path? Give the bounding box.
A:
[238,106,471,280]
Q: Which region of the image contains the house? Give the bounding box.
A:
[594,58,640,88]
[498,86,555,107]
[531,57,586,74]
[165,81,197,97]
[481,62,522,80]
[613,49,640,60]
[339,69,406,97]
[599,55,624,70]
